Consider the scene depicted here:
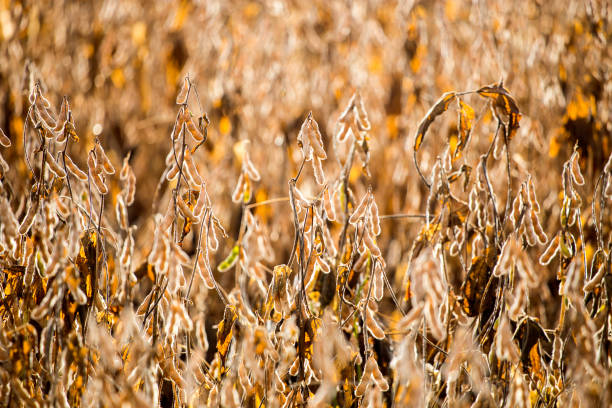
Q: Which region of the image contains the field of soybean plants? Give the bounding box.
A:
[0,1,611,407]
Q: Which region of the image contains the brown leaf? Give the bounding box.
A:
[455,100,475,158]
[414,92,456,152]
[477,83,522,140]
[216,305,237,364]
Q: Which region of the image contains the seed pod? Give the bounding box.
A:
[369,197,380,236]
[120,156,130,180]
[373,263,384,301]
[120,232,134,269]
[583,260,606,292]
[231,172,245,203]
[336,122,349,142]
[322,187,336,221]
[570,153,584,185]
[312,156,325,185]
[508,282,526,320]
[184,110,203,142]
[91,171,108,195]
[184,150,202,186]
[365,306,385,339]
[207,221,219,252]
[349,193,369,224]
[363,228,381,257]
[64,154,87,180]
[0,127,10,147]
[177,196,200,223]
[0,197,19,237]
[193,187,208,219]
[355,92,371,131]
[24,245,35,286]
[197,249,215,290]
[605,177,612,199]
[181,159,198,187]
[159,203,174,232]
[539,235,560,265]
[19,200,39,235]
[176,77,189,105]
[0,151,8,177]
[522,208,538,246]
[35,100,57,130]
[530,209,547,244]
[350,118,363,141]
[243,151,261,181]
[526,177,540,213]
[124,169,136,205]
[45,152,66,178]
[95,142,115,174]
[370,356,389,391]
[166,161,179,181]
[87,151,98,175]
[355,357,374,397]
[337,93,356,123]
[116,195,129,230]
[53,97,69,134]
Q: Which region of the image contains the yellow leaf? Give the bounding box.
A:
[455,100,475,158]
[216,305,237,362]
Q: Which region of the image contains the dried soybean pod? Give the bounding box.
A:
[87,150,98,175]
[370,356,389,391]
[184,110,203,142]
[64,154,87,180]
[355,92,371,131]
[363,228,381,257]
[322,186,336,221]
[373,263,384,300]
[355,356,375,397]
[365,305,385,339]
[95,142,115,174]
[197,249,215,289]
[530,209,547,244]
[584,261,606,292]
[116,195,129,230]
[53,96,69,135]
[19,200,39,235]
[120,232,134,268]
[369,196,380,235]
[91,171,108,195]
[177,195,200,223]
[570,152,585,185]
[231,173,245,203]
[336,122,349,142]
[166,161,179,181]
[312,156,325,185]
[176,77,189,105]
[0,152,9,177]
[125,169,136,205]
[45,153,66,178]
[120,156,130,180]
[527,177,540,213]
[0,127,10,147]
[349,193,369,224]
[244,151,261,181]
[539,235,560,265]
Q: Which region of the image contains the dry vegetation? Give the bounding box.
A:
[1,1,612,407]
